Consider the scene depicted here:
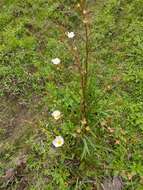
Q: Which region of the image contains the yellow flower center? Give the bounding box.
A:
[57,140,62,145]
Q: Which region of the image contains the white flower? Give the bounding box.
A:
[52,136,64,147]
[51,58,61,65]
[67,32,75,39]
[51,110,61,120]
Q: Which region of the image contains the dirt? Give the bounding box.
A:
[0,96,44,189]
[0,98,33,140]
[0,94,47,161]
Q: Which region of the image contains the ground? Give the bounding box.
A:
[0,0,143,189]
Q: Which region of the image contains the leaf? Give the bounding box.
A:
[81,138,90,160]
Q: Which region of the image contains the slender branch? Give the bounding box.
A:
[56,0,90,127]
[84,23,89,86]
[79,0,90,126]
[61,36,86,123]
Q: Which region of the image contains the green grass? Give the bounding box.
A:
[0,0,143,189]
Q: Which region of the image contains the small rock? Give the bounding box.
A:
[4,168,15,181]
[101,176,123,190]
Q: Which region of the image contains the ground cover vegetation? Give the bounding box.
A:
[0,0,143,189]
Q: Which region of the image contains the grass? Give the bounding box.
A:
[0,0,143,189]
